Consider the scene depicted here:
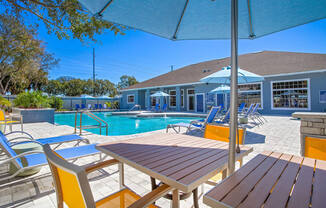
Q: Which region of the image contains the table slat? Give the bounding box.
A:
[263,156,303,208]
[238,153,292,208]
[311,159,326,208]
[287,157,315,208]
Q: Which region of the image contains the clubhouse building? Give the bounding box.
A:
[121,51,326,115]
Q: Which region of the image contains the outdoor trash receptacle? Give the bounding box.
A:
[239,117,248,124]
[9,142,43,177]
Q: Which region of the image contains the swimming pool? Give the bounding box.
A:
[55,113,199,136]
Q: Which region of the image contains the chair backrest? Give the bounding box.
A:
[94,104,98,109]
[0,131,23,169]
[99,104,103,109]
[43,144,95,208]
[155,103,159,111]
[75,104,80,109]
[162,104,167,110]
[238,103,246,113]
[221,110,230,122]
[251,103,260,113]
[204,124,246,145]
[0,110,5,121]
[206,106,220,124]
[88,104,92,109]
[81,104,86,109]
[304,135,326,161]
[243,103,254,117]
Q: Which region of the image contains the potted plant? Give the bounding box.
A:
[12,91,55,124]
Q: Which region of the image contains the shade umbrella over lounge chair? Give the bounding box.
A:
[78,0,326,175]
[150,91,170,97]
[210,85,230,110]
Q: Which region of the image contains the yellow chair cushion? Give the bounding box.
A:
[305,137,326,161]
[204,124,244,144]
[96,188,157,208]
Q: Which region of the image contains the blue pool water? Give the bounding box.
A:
[55,113,199,136]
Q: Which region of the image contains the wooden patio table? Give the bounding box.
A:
[203,151,326,208]
[96,133,252,208]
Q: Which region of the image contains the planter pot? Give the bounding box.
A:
[12,107,55,124]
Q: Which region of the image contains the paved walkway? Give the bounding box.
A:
[0,116,300,208]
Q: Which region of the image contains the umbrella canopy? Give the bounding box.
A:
[78,0,326,40]
[97,95,112,99]
[150,91,170,97]
[201,66,263,84]
[209,85,230,94]
[80,94,95,99]
[78,0,326,175]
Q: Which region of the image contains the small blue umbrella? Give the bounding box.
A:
[201,66,263,84]
[150,91,170,97]
[209,85,230,94]
[97,95,112,99]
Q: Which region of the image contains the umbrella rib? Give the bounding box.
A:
[98,0,114,17]
[173,0,189,40]
[246,0,255,39]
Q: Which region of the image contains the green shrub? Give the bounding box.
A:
[49,96,63,110]
[13,91,50,108]
[0,96,12,111]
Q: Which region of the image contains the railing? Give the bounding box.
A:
[129,104,141,111]
[74,110,108,136]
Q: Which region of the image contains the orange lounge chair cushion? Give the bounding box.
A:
[204,124,245,145]
[305,136,326,161]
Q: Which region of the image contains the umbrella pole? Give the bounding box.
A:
[228,0,239,176]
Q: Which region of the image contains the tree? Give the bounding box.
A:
[1,0,126,42]
[0,14,57,94]
[117,75,139,89]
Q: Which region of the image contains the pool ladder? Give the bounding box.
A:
[74,110,108,136]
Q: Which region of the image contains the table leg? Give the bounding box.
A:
[193,188,199,208]
[171,189,180,208]
[119,163,124,189]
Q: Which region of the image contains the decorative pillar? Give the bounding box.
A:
[145,89,151,110]
[176,87,181,111]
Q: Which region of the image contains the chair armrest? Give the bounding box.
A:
[0,150,44,165]
[5,131,34,140]
[128,184,173,208]
[10,140,42,147]
[85,159,119,173]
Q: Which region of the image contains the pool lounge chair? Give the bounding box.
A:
[81,104,86,109]
[238,102,246,114]
[161,103,168,112]
[2,131,89,149]
[99,104,103,110]
[0,132,101,182]
[94,104,99,109]
[152,103,160,112]
[247,103,265,125]
[43,144,171,208]
[75,104,81,110]
[166,106,220,133]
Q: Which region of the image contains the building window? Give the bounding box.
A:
[188,89,195,95]
[127,94,135,104]
[272,79,309,109]
[320,90,326,103]
[238,83,262,108]
[169,90,176,107]
[181,89,184,107]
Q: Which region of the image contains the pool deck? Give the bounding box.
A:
[0,115,300,208]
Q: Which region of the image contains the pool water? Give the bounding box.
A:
[55,113,199,136]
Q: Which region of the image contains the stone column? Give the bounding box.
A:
[292,112,326,156]
[176,87,181,111]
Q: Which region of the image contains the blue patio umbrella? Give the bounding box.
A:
[210,85,230,110]
[80,94,95,99]
[201,66,263,84]
[78,0,326,174]
[150,91,170,97]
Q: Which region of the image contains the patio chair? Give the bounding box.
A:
[215,109,230,124]
[302,134,326,161]
[204,124,246,185]
[2,131,89,150]
[248,103,265,125]
[87,104,92,110]
[0,109,23,133]
[166,106,220,133]
[238,102,246,114]
[0,133,100,182]
[75,104,81,110]
[94,104,99,109]
[161,103,168,112]
[43,144,172,208]
[238,103,254,121]
[152,103,160,112]
[99,104,103,110]
[81,104,86,109]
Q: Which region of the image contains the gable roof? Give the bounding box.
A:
[124,51,326,90]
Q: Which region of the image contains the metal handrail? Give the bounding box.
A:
[74,110,108,136]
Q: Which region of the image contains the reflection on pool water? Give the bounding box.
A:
[55,113,199,136]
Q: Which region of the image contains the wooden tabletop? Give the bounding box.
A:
[96,133,252,193]
[204,151,326,208]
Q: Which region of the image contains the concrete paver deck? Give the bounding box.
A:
[0,115,300,208]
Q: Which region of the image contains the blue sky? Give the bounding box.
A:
[39,19,326,84]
